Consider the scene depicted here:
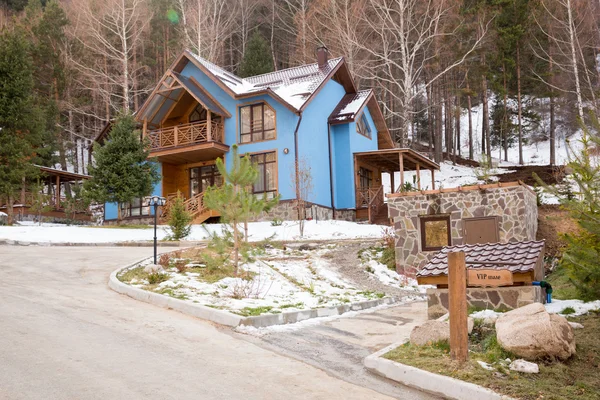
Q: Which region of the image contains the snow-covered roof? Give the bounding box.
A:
[187,50,344,111]
[328,90,372,123]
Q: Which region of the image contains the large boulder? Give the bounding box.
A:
[410,320,450,346]
[495,303,575,361]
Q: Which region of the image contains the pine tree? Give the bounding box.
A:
[238,32,273,78]
[167,192,192,240]
[0,28,45,225]
[556,118,600,301]
[204,145,278,274]
[84,113,160,221]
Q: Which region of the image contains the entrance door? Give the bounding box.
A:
[463,216,500,244]
[190,165,222,197]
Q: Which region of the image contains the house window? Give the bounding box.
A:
[121,197,151,218]
[356,113,372,139]
[240,103,275,143]
[250,151,277,199]
[420,215,451,251]
[189,104,207,123]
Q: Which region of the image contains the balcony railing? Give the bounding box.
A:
[147,121,224,151]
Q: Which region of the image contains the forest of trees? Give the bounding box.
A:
[2,0,600,172]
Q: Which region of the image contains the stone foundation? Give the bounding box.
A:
[252,201,355,222]
[426,286,545,319]
[104,217,155,226]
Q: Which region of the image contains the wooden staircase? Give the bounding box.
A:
[160,192,220,225]
[371,203,391,226]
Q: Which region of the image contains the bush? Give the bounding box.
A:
[167,193,192,241]
[158,253,171,268]
[147,272,168,284]
[271,218,283,226]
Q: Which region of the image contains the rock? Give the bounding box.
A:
[435,313,474,334]
[568,322,584,329]
[495,303,576,361]
[410,320,450,346]
[477,360,495,371]
[509,359,539,374]
[144,264,164,274]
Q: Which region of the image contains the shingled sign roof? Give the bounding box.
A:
[417,241,545,278]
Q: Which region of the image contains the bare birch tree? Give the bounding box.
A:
[176,0,237,63]
[357,0,490,146]
[69,0,151,113]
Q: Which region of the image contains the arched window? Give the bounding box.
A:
[189,104,207,123]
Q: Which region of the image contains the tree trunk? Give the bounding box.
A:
[482,74,491,164]
[550,95,556,166]
[517,45,524,165]
[7,195,14,225]
[502,64,509,162]
[466,72,474,160]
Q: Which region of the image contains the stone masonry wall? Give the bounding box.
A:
[426,286,544,319]
[251,201,355,222]
[388,184,538,274]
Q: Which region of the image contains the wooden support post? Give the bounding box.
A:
[390,171,395,194]
[207,111,212,141]
[416,164,421,190]
[431,169,435,190]
[399,153,404,189]
[143,119,148,138]
[448,251,468,363]
[55,175,60,210]
[174,125,178,146]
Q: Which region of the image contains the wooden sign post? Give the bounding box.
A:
[448,251,468,363]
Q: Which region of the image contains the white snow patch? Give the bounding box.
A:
[0,220,386,244]
[470,309,502,320]
[545,299,600,316]
[360,248,432,294]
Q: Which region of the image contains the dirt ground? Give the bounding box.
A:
[537,205,580,257]
[498,165,566,186]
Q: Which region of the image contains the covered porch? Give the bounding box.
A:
[353,149,440,223]
[0,166,93,222]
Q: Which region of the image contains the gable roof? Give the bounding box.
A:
[185,50,350,111]
[417,241,546,278]
[328,90,372,123]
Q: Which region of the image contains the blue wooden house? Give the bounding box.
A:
[104,47,438,224]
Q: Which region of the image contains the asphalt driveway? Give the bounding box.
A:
[0,245,432,400]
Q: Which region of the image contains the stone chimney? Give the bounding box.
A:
[317,46,329,68]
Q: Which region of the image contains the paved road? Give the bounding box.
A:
[236,302,438,399]
[0,246,432,400]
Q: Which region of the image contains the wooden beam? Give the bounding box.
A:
[416,164,421,190]
[390,172,395,194]
[55,175,60,211]
[399,152,404,188]
[431,168,435,190]
[207,110,212,141]
[143,119,148,138]
[448,251,468,363]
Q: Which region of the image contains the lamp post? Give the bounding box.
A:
[147,195,166,265]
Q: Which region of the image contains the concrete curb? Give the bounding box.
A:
[364,341,516,400]
[0,239,206,247]
[109,254,401,328]
[108,259,244,327]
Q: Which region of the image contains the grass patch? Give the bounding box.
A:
[147,272,169,284]
[561,306,576,315]
[280,302,305,309]
[546,265,580,300]
[118,266,148,283]
[384,314,600,400]
[233,306,275,316]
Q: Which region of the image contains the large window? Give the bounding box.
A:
[189,104,207,123]
[240,103,275,143]
[121,197,151,218]
[420,215,451,251]
[356,113,372,139]
[358,167,372,190]
[250,151,277,199]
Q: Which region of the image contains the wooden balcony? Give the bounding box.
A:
[146,121,229,164]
